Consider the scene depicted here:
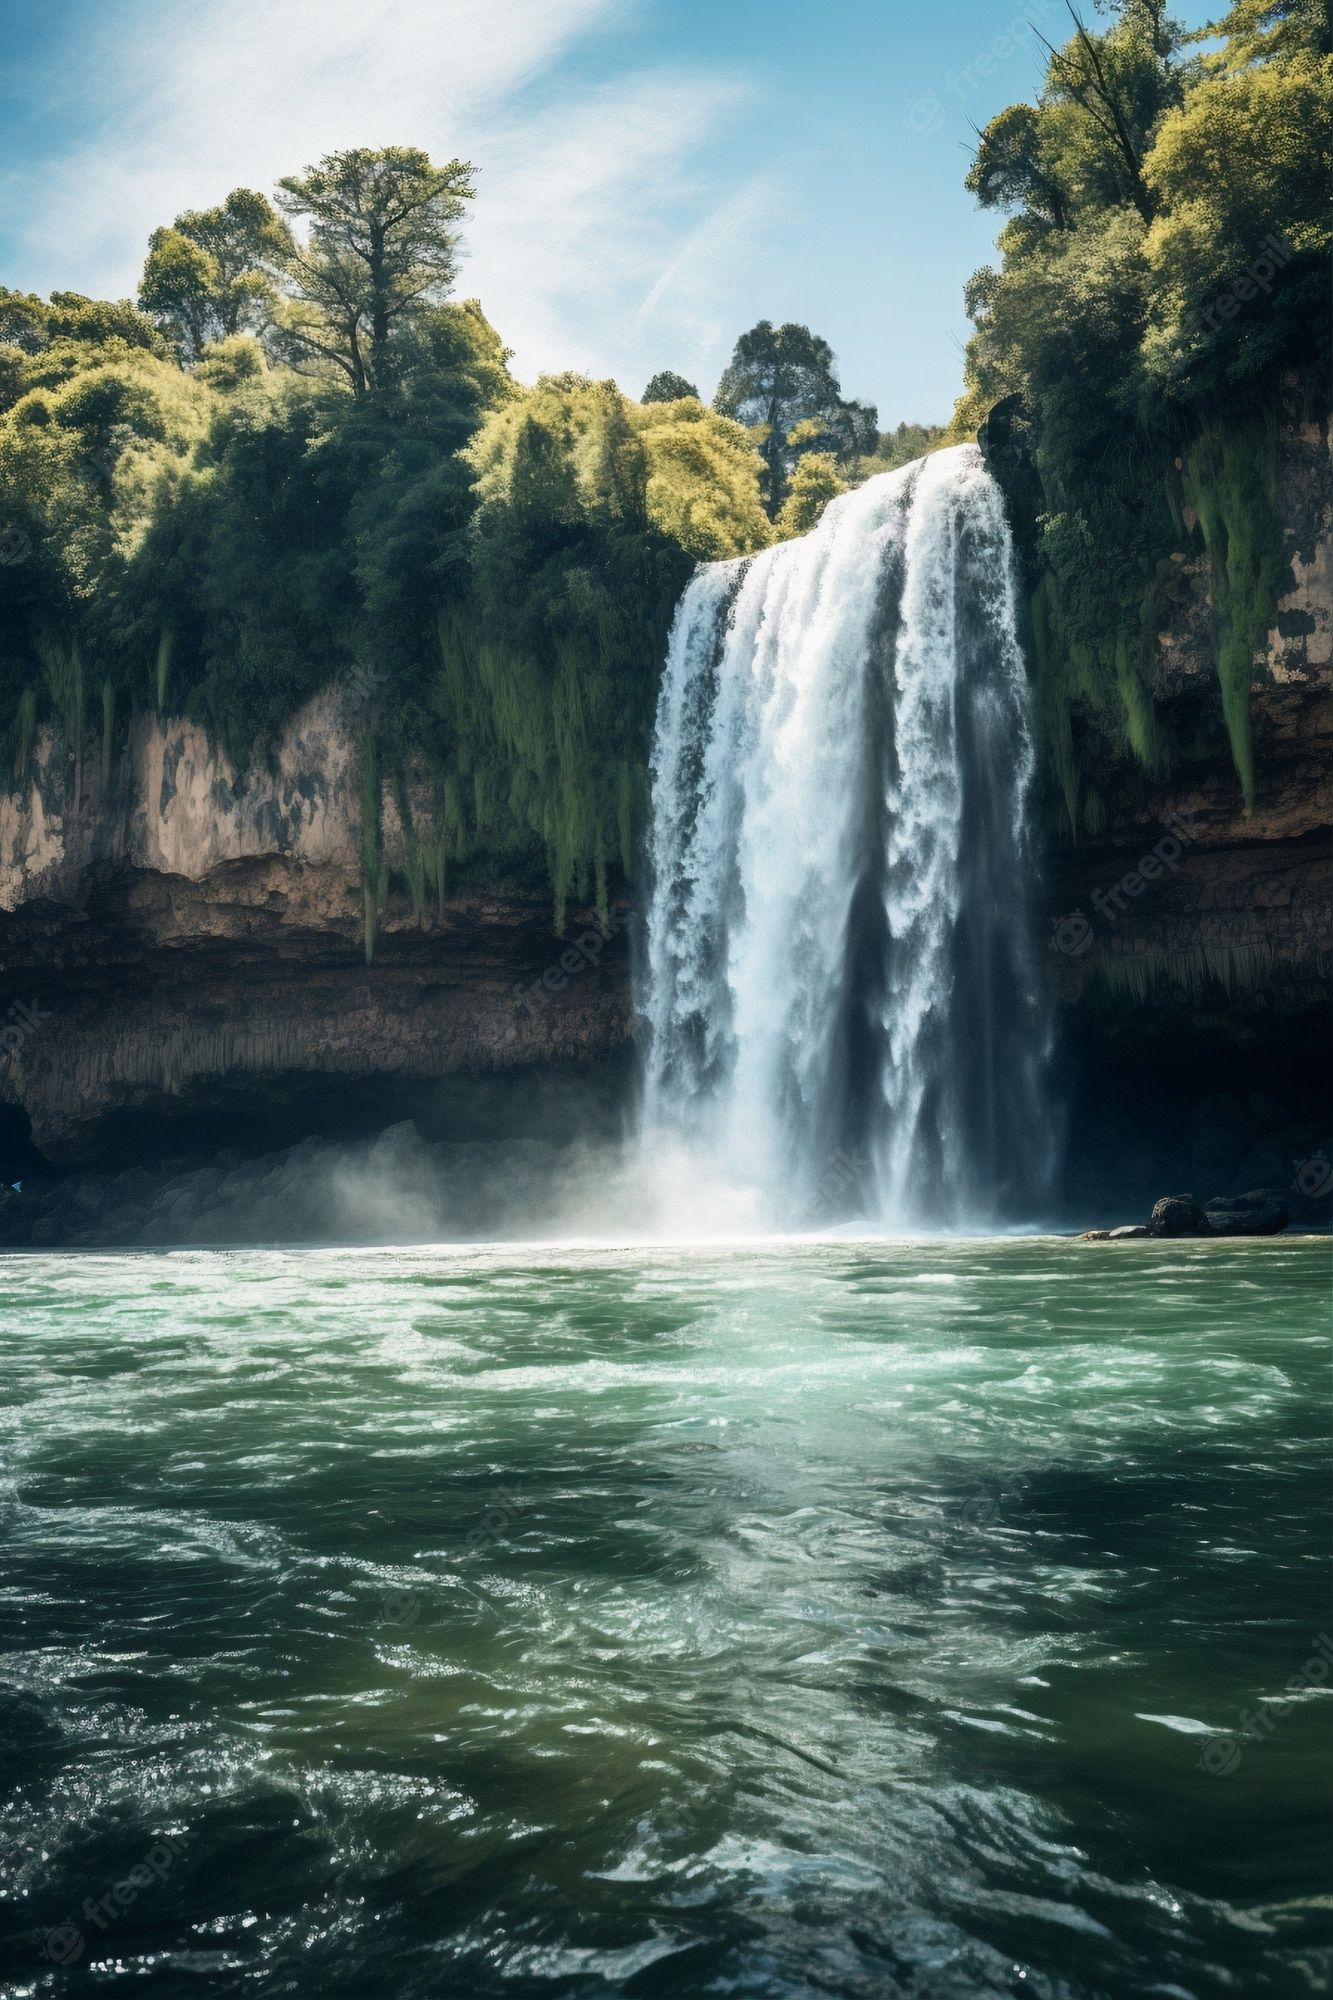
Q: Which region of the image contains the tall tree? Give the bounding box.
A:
[139,189,291,361]
[1198,0,1331,66]
[712,321,877,515]
[966,104,1071,229]
[641,370,699,403]
[273,147,474,395]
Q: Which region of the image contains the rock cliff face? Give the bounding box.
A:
[1040,414,1331,1216]
[1045,416,1330,1061]
[0,694,631,1167]
[0,424,1327,1183]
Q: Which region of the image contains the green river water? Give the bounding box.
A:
[1,1236,1329,1997]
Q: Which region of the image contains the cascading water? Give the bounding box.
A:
[640,443,1053,1231]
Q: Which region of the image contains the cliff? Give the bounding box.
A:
[1044,414,1330,1057]
[0,423,1326,1188]
[0,694,631,1168]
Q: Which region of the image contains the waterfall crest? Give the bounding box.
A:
[640,443,1052,1230]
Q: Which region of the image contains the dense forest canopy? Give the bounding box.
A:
[0,0,1326,936]
[0,137,924,938]
[949,0,1331,819]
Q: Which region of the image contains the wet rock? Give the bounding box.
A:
[1232,1139,1294,1195]
[98,1202,149,1237]
[0,1188,31,1243]
[1148,1194,1210,1237]
[1204,1188,1291,1236]
[1247,1090,1292,1137]
[1108,1224,1151,1239]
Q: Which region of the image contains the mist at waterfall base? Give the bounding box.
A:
[175,444,1053,1250]
[639,444,1054,1238]
[104,444,1053,1253]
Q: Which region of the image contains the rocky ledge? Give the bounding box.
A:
[1081,1184,1313,1240]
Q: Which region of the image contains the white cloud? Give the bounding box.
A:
[4,0,782,393]
[465,70,760,386]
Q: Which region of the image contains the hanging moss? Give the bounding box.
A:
[1180,416,1287,811]
[359,728,386,964]
[38,635,86,813]
[12,689,36,782]
[100,679,115,795]
[422,596,655,932]
[155,624,175,714]
[391,766,429,918]
[1079,937,1328,1008]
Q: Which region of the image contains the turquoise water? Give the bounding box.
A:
[1,1237,1329,1997]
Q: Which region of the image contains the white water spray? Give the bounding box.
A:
[641,444,1052,1230]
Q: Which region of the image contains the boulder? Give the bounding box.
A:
[1247,1091,1291,1137]
[1204,1188,1290,1237]
[1108,1224,1151,1239]
[1148,1194,1210,1238]
[98,1202,149,1239]
[1231,1139,1293,1195]
[1189,1104,1250,1191]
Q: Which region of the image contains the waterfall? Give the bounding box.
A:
[640,443,1052,1231]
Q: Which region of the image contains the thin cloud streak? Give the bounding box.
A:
[3,0,784,395]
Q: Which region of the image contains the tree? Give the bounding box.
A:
[139,189,291,361]
[641,370,699,403]
[1198,0,1331,69]
[1141,51,1332,392]
[775,452,846,538]
[950,0,1327,823]
[273,147,475,395]
[967,104,1071,228]
[854,421,947,478]
[712,321,877,515]
[1033,4,1185,223]
[632,397,771,558]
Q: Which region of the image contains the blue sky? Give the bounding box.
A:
[0,0,1214,426]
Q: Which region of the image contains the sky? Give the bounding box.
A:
[0,0,1215,427]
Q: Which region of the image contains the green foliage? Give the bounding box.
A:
[273,147,475,395]
[641,370,699,403]
[0,148,774,944]
[1140,53,1332,397]
[632,394,772,558]
[854,421,947,479]
[775,452,846,538]
[449,373,757,927]
[139,188,291,361]
[1198,0,1330,71]
[713,320,877,516]
[1179,417,1287,806]
[955,0,1326,812]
